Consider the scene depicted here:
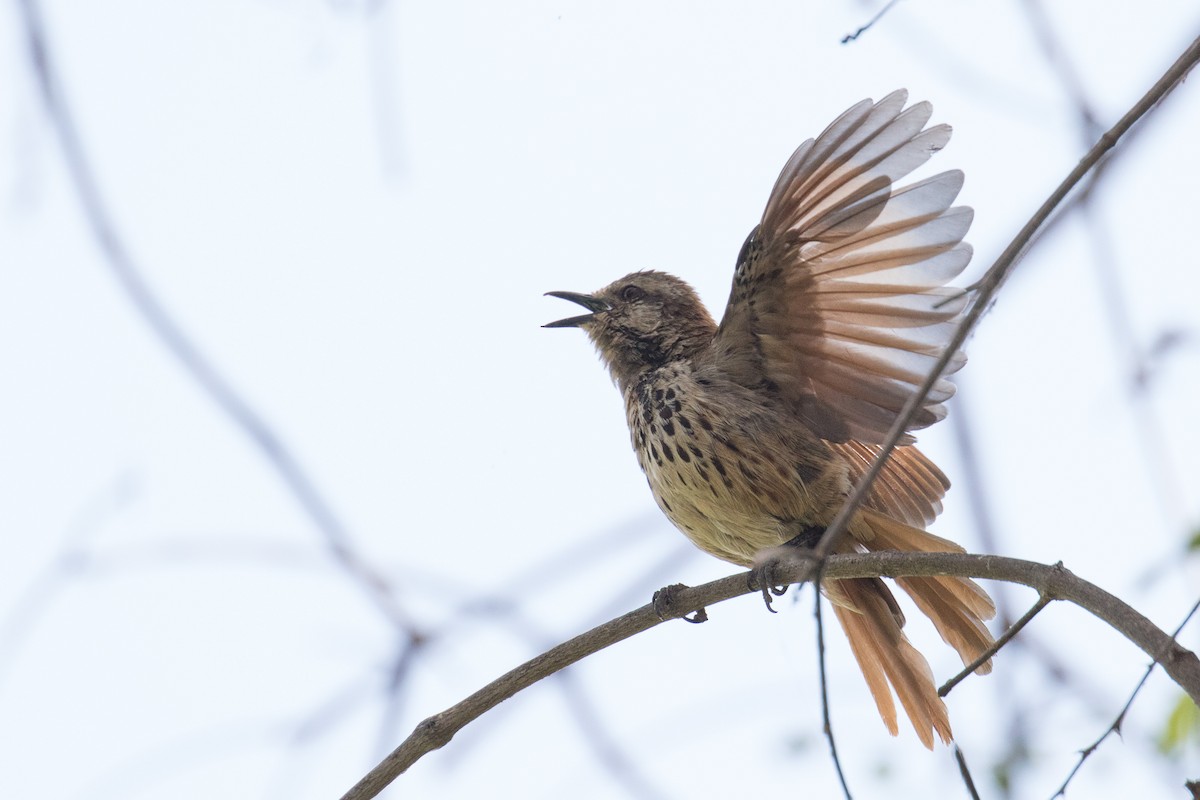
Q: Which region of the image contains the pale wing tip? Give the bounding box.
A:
[907,98,933,119]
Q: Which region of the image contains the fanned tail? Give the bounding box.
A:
[825,576,952,748]
[826,508,996,747]
[856,508,997,674]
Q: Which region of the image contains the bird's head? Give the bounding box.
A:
[545,270,717,388]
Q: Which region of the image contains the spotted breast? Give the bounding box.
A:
[624,361,852,566]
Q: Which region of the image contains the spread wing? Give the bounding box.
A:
[709,90,972,444]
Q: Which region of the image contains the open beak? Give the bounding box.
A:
[543,291,610,328]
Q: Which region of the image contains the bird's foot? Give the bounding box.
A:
[747,563,790,612]
[748,525,825,613]
[652,583,708,623]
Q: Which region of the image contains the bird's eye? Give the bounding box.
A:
[620,285,645,302]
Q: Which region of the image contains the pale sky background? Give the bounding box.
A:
[1,1,1199,799]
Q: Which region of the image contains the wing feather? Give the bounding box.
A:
[709,90,971,443]
[832,441,950,528]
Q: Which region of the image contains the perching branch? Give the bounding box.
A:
[338,552,1200,800]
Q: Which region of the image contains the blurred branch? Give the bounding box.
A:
[1019,0,1104,140]
[1021,0,1190,530]
[14,0,417,635]
[949,391,1009,621]
[534,668,669,800]
[1083,205,1188,525]
[422,599,669,800]
[0,471,137,684]
[339,552,1200,799]
[365,1,405,178]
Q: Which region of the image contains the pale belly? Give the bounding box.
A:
[624,365,850,567]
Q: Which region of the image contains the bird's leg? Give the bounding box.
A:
[652,583,708,624]
[748,524,825,612]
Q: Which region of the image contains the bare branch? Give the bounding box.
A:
[813,575,853,799]
[939,593,1052,697]
[954,745,982,800]
[339,553,1200,800]
[1051,596,1200,798]
[841,0,902,44]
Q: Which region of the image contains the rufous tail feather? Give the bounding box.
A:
[828,510,997,747]
[826,576,953,749]
[857,509,997,673]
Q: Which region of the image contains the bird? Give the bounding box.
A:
[544,90,995,749]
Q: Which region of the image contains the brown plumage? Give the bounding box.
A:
[546,90,995,748]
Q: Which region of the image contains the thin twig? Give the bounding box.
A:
[1084,201,1187,524]
[812,30,1200,564]
[541,669,670,800]
[813,571,853,800]
[338,552,1200,800]
[1050,595,1200,799]
[841,0,902,44]
[939,594,1053,697]
[954,745,982,800]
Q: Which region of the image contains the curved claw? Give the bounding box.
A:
[653,583,709,623]
[748,526,825,612]
[748,561,790,613]
[761,583,781,612]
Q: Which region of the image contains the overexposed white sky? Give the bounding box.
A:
[2,1,1199,798]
